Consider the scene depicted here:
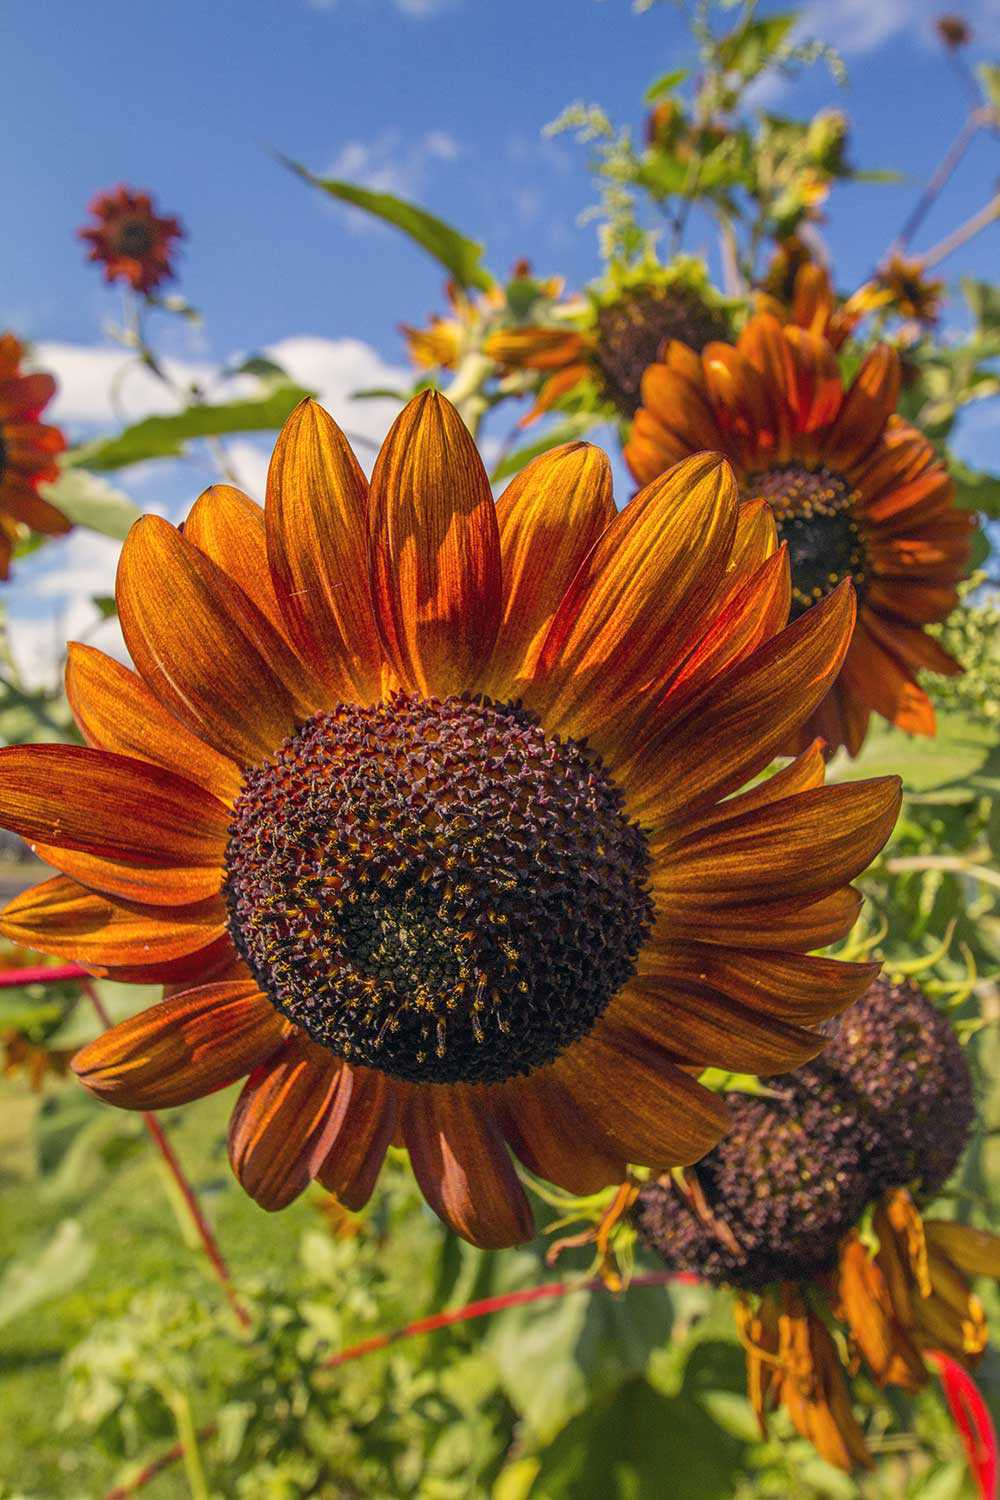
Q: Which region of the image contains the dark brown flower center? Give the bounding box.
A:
[744,464,867,619]
[116,218,153,258]
[0,426,6,486]
[224,694,653,1086]
[595,285,730,417]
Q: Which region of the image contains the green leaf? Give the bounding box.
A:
[281,154,493,291]
[68,382,312,472]
[644,68,689,102]
[977,62,1000,113]
[488,1269,673,1443]
[962,276,1000,333]
[827,710,996,795]
[490,416,596,483]
[950,456,1000,517]
[717,13,796,80]
[0,1219,94,1330]
[39,467,142,540]
[528,1377,746,1499]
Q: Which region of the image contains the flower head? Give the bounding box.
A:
[625,315,973,755]
[635,975,993,1469]
[876,254,946,326]
[486,266,730,425]
[79,186,184,295]
[0,334,69,578]
[0,393,899,1246]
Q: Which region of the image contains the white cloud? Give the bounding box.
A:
[798,0,1000,56]
[11,334,407,684]
[305,0,458,14]
[323,129,461,224]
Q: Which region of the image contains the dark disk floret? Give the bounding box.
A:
[823,975,974,1197]
[745,464,867,619]
[225,694,653,1087]
[594,285,730,417]
[633,1068,872,1289]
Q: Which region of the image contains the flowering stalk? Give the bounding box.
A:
[0,961,89,987]
[78,976,252,1330]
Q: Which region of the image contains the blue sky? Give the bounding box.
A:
[2,0,1000,679]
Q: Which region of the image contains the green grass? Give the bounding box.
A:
[0,1075,317,1498]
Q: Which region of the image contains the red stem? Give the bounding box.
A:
[0,961,90,986]
[323,1268,695,1368]
[106,1268,695,1496]
[79,977,252,1330]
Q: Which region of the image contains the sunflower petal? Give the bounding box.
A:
[0,743,230,905]
[482,443,614,696]
[493,1071,625,1196]
[923,1221,1000,1280]
[184,484,289,637]
[265,400,384,703]
[554,1023,729,1167]
[609,978,824,1075]
[117,515,300,764]
[528,454,738,748]
[314,1066,398,1210]
[228,1035,344,1211]
[65,643,243,804]
[624,581,855,827]
[639,942,879,1025]
[0,877,227,964]
[403,1087,534,1248]
[369,390,501,696]
[72,981,284,1109]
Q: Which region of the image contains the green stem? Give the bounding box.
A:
[165,1388,209,1500]
[443,351,494,438]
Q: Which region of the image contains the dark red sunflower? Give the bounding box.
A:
[635,976,996,1473]
[0,334,70,578]
[0,392,899,1247]
[79,186,184,296]
[625,315,974,755]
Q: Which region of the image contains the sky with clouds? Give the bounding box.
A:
[3,0,1000,680]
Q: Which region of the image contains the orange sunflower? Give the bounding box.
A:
[756,256,885,351]
[625,315,973,755]
[0,334,70,579]
[79,185,184,296]
[0,392,899,1247]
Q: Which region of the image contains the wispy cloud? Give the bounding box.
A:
[323,128,461,224]
[798,0,1000,56]
[305,0,459,18]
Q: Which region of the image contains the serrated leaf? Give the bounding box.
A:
[0,1219,94,1330]
[40,467,142,540]
[282,154,493,291]
[68,383,312,472]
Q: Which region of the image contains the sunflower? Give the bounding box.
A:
[635,976,998,1472]
[625,315,973,755]
[79,186,184,296]
[755,254,886,351]
[0,392,899,1248]
[0,334,69,579]
[400,265,550,373]
[485,265,731,425]
[875,254,946,326]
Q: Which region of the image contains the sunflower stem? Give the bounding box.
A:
[80,978,253,1330]
[888,108,994,259]
[920,193,1000,272]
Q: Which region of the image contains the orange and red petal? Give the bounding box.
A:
[482,442,615,696]
[0,743,230,905]
[72,980,285,1109]
[117,515,303,764]
[368,390,502,697]
[403,1085,535,1248]
[492,1070,626,1196]
[0,877,227,965]
[314,1065,399,1211]
[184,485,289,640]
[65,643,243,805]
[638,941,879,1025]
[265,400,384,703]
[228,1034,344,1211]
